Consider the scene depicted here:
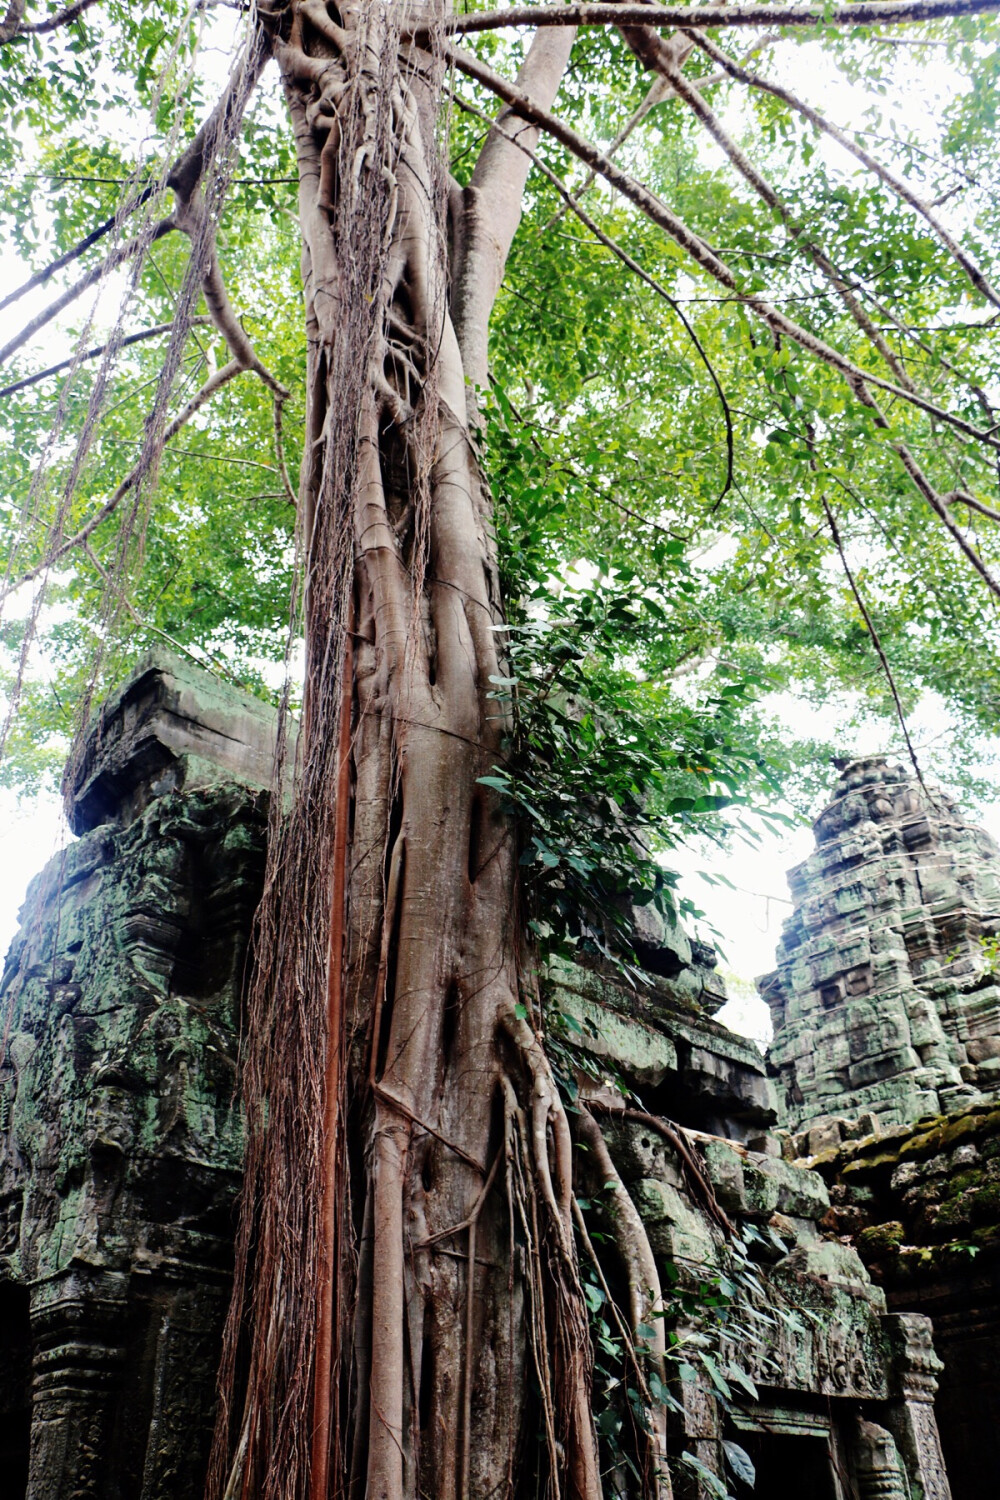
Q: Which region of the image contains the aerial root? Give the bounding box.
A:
[575,1108,672,1500]
[501,1009,603,1500]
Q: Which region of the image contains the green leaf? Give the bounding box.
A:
[723,1440,756,1487]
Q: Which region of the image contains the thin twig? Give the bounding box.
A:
[6,358,245,591]
[80,538,237,677]
[0,217,177,367]
[272,392,298,505]
[544,29,780,231]
[653,50,917,389]
[0,317,213,399]
[822,498,926,786]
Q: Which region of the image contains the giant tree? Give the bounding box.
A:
[3,3,1000,1499]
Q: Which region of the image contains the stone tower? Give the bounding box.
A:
[0,654,275,1499]
[761,755,1000,1130]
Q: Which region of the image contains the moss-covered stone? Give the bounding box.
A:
[762,756,1000,1130]
[857,1221,906,1256]
[0,653,276,1500]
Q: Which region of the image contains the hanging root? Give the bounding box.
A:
[574,1108,672,1500]
[501,1010,603,1500]
[586,1102,734,1240]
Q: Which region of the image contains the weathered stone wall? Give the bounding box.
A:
[0,655,269,1500]
[762,755,1000,1129]
[760,756,1000,1499]
[559,957,953,1500]
[805,1105,1000,1500]
[550,957,777,1146]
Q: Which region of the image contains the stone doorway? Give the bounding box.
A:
[727,1406,846,1500]
[0,1282,31,1500]
[732,1432,840,1498]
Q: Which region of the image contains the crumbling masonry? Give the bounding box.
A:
[0,659,992,1499]
[764,756,1000,1500]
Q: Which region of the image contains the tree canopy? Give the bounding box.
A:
[3,0,1000,839]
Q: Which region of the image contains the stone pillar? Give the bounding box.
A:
[855,1418,911,1499]
[883,1313,952,1500]
[26,1270,128,1500]
[674,1366,719,1499]
[134,1272,231,1499]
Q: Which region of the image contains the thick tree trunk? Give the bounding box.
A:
[208,7,605,1500]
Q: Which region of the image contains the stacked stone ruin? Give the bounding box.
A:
[763,754,1000,1500]
[0,657,272,1499]
[0,662,980,1500]
[762,754,1000,1144]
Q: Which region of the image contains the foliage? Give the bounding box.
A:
[578,1198,795,1497]
[3,4,1000,838]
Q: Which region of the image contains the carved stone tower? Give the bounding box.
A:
[0,654,275,1499]
[761,755,1000,1130]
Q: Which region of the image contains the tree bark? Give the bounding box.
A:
[211,6,602,1500]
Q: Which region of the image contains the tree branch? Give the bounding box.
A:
[20,0,100,32]
[947,488,1000,523]
[6,358,246,592]
[445,43,1000,454]
[687,29,1000,312]
[822,498,926,786]
[543,31,780,231]
[452,87,735,505]
[452,22,577,392]
[0,216,177,368]
[0,185,157,315]
[426,0,1000,37]
[0,317,213,399]
[847,373,1000,600]
[6,31,282,589]
[0,0,25,40]
[648,47,918,390]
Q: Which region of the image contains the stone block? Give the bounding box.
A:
[967,1036,1000,1064]
[682,1046,778,1124]
[777,1239,873,1290]
[603,1119,685,1188]
[807,1117,844,1156]
[631,1178,718,1267]
[699,1139,746,1215]
[66,652,284,835]
[551,988,678,1088]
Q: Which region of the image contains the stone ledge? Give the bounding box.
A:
[66,651,286,835]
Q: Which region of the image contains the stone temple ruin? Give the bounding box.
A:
[762,754,1000,1134]
[1,655,997,1499]
[763,755,1000,1500]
